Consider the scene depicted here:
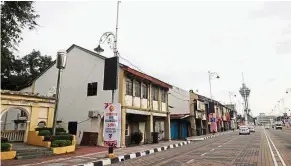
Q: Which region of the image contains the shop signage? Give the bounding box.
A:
[103,103,121,147]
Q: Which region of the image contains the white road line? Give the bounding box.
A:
[264,129,278,166]
[265,130,287,166]
[186,159,194,163]
[77,156,97,159]
[201,152,207,156]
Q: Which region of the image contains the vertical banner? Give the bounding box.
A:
[104,103,121,147]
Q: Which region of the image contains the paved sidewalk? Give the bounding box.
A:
[186,130,234,141]
[2,140,187,166]
[79,141,191,166]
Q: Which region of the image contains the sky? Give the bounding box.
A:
[16,1,291,117]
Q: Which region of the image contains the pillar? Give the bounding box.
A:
[29,106,40,131]
[145,114,153,143]
[47,107,55,128]
[164,114,171,141]
[120,108,126,147]
[158,88,161,111]
[190,116,196,136]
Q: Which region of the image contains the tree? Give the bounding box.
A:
[1,1,40,90]
[1,1,39,50]
[2,50,53,90]
[21,50,53,78]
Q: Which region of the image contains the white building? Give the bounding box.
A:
[21,44,117,146]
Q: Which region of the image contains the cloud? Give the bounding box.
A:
[276,39,291,54]
[251,2,291,20]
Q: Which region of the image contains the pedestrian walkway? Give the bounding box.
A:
[186,130,234,141]
[1,140,187,166]
[79,140,191,166]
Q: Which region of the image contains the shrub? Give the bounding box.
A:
[131,132,143,144]
[35,127,66,133]
[38,130,51,137]
[56,132,68,135]
[51,135,73,142]
[51,140,72,147]
[1,137,8,143]
[1,143,11,152]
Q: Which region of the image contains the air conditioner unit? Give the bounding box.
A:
[88,111,100,118]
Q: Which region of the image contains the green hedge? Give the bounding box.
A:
[51,135,73,142]
[1,143,11,152]
[35,127,66,133]
[38,130,51,136]
[51,140,72,147]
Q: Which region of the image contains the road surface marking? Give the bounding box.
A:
[265,130,287,166]
[186,159,194,163]
[201,152,207,156]
[77,156,96,159]
[264,129,278,166]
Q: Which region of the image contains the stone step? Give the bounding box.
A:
[16,152,54,160]
[16,149,54,159]
[17,149,53,156]
[16,148,50,153]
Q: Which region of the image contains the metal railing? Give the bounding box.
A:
[1,130,25,142]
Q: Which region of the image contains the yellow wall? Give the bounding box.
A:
[1,151,16,160]
[26,131,51,147]
[52,135,76,154]
[1,91,55,143]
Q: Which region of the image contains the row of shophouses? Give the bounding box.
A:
[1,44,238,147]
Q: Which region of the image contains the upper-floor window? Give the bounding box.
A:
[87,82,98,96]
[161,89,167,103]
[194,100,197,111]
[152,86,158,101]
[126,78,133,95]
[135,81,141,97]
[142,84,148,99]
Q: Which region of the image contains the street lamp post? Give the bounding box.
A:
[208,71,220,100]
[94,1,121,158]
[94,32,118,103]
[52,50,67,136]
[208,71,220,133]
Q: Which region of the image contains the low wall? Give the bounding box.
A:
[1,144,16,160]
[26,131,51,147]
[51,135,76,154]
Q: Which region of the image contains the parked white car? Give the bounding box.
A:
[248,125,255,132]
[275,123,283,130]
[239,126,250,135]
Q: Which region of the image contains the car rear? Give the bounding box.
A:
[275,124,283,130]
[239,126,250,135]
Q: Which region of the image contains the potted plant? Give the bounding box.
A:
[131,131,143,145]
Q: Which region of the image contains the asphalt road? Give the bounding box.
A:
[110,127,291,166]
